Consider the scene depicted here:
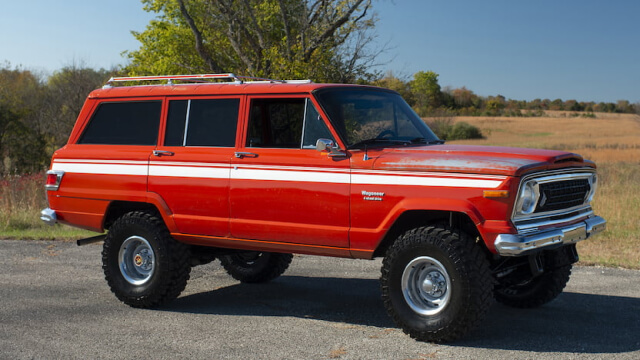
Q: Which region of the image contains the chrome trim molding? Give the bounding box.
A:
[495,216,606,256]
[40,208,57,226]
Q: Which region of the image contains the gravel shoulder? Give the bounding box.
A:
[1,240,639,359]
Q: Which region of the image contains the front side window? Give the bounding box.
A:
[78,101,161,145]
[314,88,440,148]
[246,98,334,149]
[165,98,239,147]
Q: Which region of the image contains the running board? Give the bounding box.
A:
[77,234,107,246]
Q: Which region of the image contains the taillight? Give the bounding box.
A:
[45,170,65,191]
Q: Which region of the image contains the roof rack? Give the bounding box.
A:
[103,73,312,88]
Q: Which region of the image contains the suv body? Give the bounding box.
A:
[42,74,606,342]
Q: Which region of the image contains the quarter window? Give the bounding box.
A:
[78,101,161,145]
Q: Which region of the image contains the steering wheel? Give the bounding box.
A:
[376,129,397,139]
[376,129,398,139]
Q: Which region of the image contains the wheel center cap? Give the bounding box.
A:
[134,254,144,267]
[422,272,446,297]
[422,278,435,293]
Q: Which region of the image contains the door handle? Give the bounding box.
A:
[234,152,259,159]
[153,150,175,157]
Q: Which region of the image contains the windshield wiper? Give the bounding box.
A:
[347,138,410,149]
[409,137,445,145]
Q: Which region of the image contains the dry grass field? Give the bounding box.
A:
[448,112,640,269]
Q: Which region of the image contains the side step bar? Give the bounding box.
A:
[77,234,106,246]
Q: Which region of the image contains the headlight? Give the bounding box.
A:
[516,180,539,215]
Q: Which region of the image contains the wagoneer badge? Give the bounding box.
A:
[362,190,385,201]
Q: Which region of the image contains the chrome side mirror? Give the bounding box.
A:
[316,139,346,158]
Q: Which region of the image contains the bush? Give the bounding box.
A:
[446,122,484,140]
[426,118,484,140]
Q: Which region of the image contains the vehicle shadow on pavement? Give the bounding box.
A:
[460,291,640,354]
[165,276,640,353]
[165,275,395,328]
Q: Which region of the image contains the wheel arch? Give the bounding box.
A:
[372,209,484,259]
[103,199,175,232]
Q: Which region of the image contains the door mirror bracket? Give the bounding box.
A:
[316,139,347,158]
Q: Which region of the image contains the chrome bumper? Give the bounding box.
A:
[40,208,57,226]
[494,216,606,256]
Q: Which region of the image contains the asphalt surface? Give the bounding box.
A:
[1,239,639,360]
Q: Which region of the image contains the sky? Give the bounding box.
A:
[1,0,639,103]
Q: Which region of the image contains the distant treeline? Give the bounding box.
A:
[1,63,638,174]
[369,71,640,117]
[0,63,113,174]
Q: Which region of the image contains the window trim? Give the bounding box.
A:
[161,96,243,148]
[77,99,162,146]
[243,95,338,150]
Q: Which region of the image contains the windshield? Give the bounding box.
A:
[314,87,441,148]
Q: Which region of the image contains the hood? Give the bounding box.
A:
[368,145,593,177]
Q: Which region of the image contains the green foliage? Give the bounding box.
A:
[126,0,378,83]
[446,122,484,140]
[409,71,442,115]
[0,63,114,174]
[426,117,484,140]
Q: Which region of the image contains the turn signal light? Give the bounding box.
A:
[483,190,509,198]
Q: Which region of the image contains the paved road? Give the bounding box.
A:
[1,240,639,360]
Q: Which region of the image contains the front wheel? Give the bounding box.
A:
[219,251,293,283]
[102,211,191,308]
[381,225,494,342]
[495,265,572,308]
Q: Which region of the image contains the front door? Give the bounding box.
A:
[230,96,350,247]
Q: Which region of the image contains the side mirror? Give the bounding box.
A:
[316,139,346,158]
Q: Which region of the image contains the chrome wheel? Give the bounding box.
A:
[118,236,155,285]
[401,256,451,316]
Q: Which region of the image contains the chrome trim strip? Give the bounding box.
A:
[495,215,606,256]
[40,208,57,226]
[513,207,594,233]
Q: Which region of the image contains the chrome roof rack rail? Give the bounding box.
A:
[102,74,312,88]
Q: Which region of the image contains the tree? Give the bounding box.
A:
[0,65,47,174]
[372,71,414,105]
[43,65,113,151]
[126,0,379,83]
[410,71,442,116]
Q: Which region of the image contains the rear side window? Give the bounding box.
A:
[164,98,239,147]
[78,101,161,145]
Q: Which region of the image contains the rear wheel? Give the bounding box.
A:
[219,251,293,283]
[381,225,494,342]
[102,211,191,308]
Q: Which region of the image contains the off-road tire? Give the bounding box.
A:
[495,264,572,308]
[219,251,293,283]
[381,225,494,343]
[102,211,191,308]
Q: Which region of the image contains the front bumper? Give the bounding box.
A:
[494,216,606,256]
[40,208,57,226]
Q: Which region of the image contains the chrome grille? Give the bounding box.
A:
[536,179,590,212]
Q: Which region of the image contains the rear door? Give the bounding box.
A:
[148,96,242,237]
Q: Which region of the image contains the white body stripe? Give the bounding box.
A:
[51,162,148,176]
[52,160,507,188]
[231,168,351,184]
[150,165,230,179]
[352,173,502,188]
